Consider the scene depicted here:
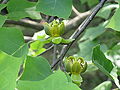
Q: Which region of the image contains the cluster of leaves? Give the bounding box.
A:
[0,0,120,90]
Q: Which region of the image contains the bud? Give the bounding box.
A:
[43,20,65,37]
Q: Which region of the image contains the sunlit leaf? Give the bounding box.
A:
[20,56,52,81]
[0,27,28,57]
[17,70,81,90]
[0,50,23,90]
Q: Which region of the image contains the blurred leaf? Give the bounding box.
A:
[78,40,98,60]
[81,21,108,41]
[93,81,112,90]
[0,27,28,57]
[80,0,98,7]
[0,15,7,27]
[107,44,120,73]
[20,56,52,81]
[92,45,120,88]
[7,0,41,20]
[0,50,23,90]
[85,62,98,73]
[17,70,81,90]
[106,1,120,31]
[97,4,118,19]
[78,40,108,60]
[36,0,72,19]
[107,44,120,61]
[52,37,62,44]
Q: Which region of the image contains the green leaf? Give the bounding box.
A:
[0,4,7,11]
[106,1,120,31]
[20,56,52,81]
[30,40,45,50]
[92,45,120,88]
[106,8,120,31]
[93,81,112,90]
[92,45,114,77]
[0,15,7,27]
[0,50,23,90]
[61,38,74,44]
[0,27,28,57]
[85,62,98,73]
[52,37,62,44]
[7,0,41,20]
[81,21,108,41]
[36,0,72,19]
[17,70,81,90]
[97,4,118,19]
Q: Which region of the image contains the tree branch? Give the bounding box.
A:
[5,10,91,33]
[65,10,91,31]
[51,0,107,69]
[5,19,44,31]
[72,5,81,16]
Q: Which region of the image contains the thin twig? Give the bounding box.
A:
[38,45,54,56]
[51,0,107,69]
[52,44,57,63]
[5,11,91,32]
[65,10,91,31]
[5,19,44,31]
